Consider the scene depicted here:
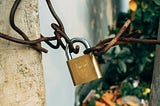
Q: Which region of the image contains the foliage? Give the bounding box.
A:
[81,0,159,105]
[101,0,160,89]
[120,81,150,100]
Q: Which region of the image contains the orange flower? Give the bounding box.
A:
[129,0,137,11]
[95,101,105,106]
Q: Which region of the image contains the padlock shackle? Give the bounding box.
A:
[65,38,91,60]
[71,38,91,48]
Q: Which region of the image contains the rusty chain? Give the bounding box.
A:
[0,0,160,56]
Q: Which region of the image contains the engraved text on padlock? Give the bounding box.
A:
[65,38,102,86]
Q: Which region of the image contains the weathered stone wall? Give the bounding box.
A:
[0,0,46,106]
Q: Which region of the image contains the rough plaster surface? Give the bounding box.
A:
[0,0,46,106]
[150,20,160,106]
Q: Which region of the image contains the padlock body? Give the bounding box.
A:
[67,53,102,86]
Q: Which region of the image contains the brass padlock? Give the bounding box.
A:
[65,38,102,86]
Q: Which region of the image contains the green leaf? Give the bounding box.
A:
[141,1,148,9]
[87,99,95,106]
[139,64,145,73]
[118,60,127,73]
[153,0,160,6]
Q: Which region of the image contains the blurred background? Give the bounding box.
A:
[39,0,160,106]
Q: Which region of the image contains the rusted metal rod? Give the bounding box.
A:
[9,0,29,40]
[44,0,79,53]
[84,30,159,55]
[9,0,48,53]
[0,0,160,56]
[46,0,64,32]
[0,32,55,45]
[100,19,131,54]
[96,30,142,46]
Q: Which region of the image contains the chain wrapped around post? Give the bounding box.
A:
[0,0,160,56]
